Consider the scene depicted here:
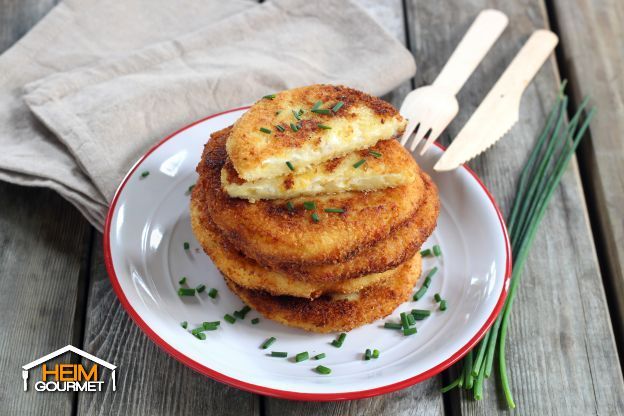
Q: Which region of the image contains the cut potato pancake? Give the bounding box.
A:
[197,127,428,267]
[191,200,404,299]
[193,167,439,283]
[222,138,417,201]
[224,254,421,333]
[226,85,406,181]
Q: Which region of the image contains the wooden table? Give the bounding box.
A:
[1,0,623,414]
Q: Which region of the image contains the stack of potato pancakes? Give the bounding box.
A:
[190,85,439,333]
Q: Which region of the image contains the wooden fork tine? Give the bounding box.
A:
[409,123,430,152]
[400,118,419,146]
[419,129,442,155]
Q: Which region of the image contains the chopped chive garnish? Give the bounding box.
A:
[289,123,299,132]
[303,201,316,210]
[286,161,295,171]
[263,94,276,100]
[400,312,410,330]
[413,284,428,301]
[188,184,195,193]
[292,109,301,120]
[178,276,187,285]
[224,314,236,324]
[295,351,309,362]
[311,108,331,115]
[259,127,271,134]
[317,124,332,130]
[298,109,304,116]
[261,337,277,349]
[196,284,206,293]
[181,321,188,329]
[208,288,218,298]
[423,276,432,288]
[270,351,287,358]
[178,287,195,296]
[275,124,285,132]
[353,159,366,169]
[331,333,347,347]
[312,100,323,111]
[203,321,220,329]
[364,349,372,360]
[315,365,331,375]
[433,245,442,256]
[403,327,417,336]
[202,324,218,331]
[426,267,439,280]
[332,101,344,112]
[420,248,432,257]
[141,171,149,178]
[313,353,326,360]
[434,293,442,302]
[324,208,344,213]
[407,312,416,326]
[372,349,380,359]
[411,309,431,320]
[286,201,295,212]
[183,242,190,250]
[440,300,447,311]
[384,322,402,330]
[369,150,382,158]
[195,332,206,340]
[311,213,320,223]
[191,326,204,335]
[234,305,251,319]
[251,318,260,325]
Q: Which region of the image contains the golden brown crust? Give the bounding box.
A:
[197,127,428,267]
[224,253,421,333]
[190,199,402,298]
[193,168,438,283]
[226,84,406,181]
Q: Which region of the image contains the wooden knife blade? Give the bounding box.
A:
[434,30,558,171]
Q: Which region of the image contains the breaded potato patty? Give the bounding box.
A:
[222,138,418,201]
[226,85,406,181]
[198,127,427,267]
[190,200,402,299]
[192,169,439,283]
[224,253,421,333]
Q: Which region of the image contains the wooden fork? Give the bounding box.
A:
[400,9,508,154]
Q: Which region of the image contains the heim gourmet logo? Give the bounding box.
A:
[22,345,116,392]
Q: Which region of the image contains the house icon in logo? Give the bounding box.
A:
[22,345,116,392]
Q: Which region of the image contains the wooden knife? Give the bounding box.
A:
[434,30,559,171]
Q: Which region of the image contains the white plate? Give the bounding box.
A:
[104,107,510,401]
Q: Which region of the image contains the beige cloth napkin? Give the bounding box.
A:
[2,0,416,231]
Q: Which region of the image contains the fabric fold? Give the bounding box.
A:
[2,0,416,231]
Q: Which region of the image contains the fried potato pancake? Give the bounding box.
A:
[191,200,404,298]
[226,85,406,181]
[193,168,439,283]
[224,253,421,333]
[221,138,418,201]
[198,127,427,267]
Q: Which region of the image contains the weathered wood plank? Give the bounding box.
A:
[549,0,624,358]
[78,237,261,416]
[0,1,90,415]
[0,181,91,415]
[405,0,624,414]
[0,0,58,52]
[355,0,414,108]
[264,2,444,415]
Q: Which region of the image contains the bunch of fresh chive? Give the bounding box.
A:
[443,81,595,408]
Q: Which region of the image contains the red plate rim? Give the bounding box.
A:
[103,106,512,401]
